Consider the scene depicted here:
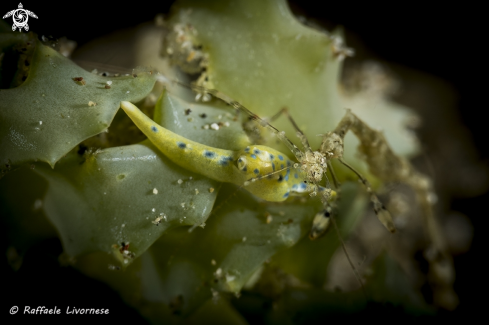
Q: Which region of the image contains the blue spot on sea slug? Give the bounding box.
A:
[219,156,233,166]
[177,142,186,149]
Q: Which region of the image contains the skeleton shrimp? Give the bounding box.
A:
[120,82,455,304]
[188,84,457,307]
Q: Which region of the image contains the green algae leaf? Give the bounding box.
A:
[32,141,220,263]
[72,183,321,318]
[167,0,342,152]
[155,88,251,151]
[0,36,156,170]
[138,184,320,313]
[196,184,319,294]
[166,0,419,171]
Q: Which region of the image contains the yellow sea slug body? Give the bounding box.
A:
[120,101,308,202]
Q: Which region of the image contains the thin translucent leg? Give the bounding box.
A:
[339,158,395,233]
[191,84,305,161]
[265,107,312,153]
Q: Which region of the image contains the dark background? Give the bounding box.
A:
[2,0,486,322]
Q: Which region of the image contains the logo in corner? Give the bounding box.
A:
[3,3,38,32]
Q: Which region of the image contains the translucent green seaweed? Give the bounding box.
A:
[167,0,341,151]
[0,35,156,170]
[166,0,419,174]
[155,88,251,150]
[32,142,220,261]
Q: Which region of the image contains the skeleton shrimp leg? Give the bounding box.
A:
[322,109,456,305]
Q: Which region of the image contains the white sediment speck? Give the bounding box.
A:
[266,214,273,224]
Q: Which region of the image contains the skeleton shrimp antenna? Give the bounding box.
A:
[330,214,369,300]
[188,84,305,161]
[327,161,340,189]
